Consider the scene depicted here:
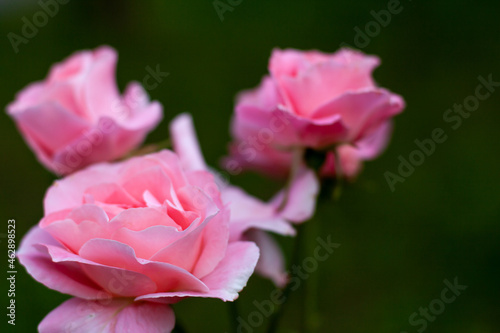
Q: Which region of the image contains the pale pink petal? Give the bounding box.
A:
[115,300,175,333]
[136,241,259,302]
[78,239,209,294]
[312,89,404,142]
[320,121,393,179]
[233,105,348,149]
[245,230,288,287]
[274,55,379,116]
[330,146,363,179]
[120,150,189,191]
[110,207,179,232]
[229,216,296,243]
[164,202,199,230]
[186,170,224,207]
[119,82,164,130]
[236,76,283,111]
[82,46,121,121]
[43,219,107,254]
[17,226,106,299]
[150,208,229,279]
[7,82,83,118]
[8,102,88,156]
[355,121,393,160]
[48,48,93,83]
[222,186,296,241]
[41,204,111,253]
[40,242,157,297]
[44,163,120,215]
[271,168,319,223]
[38,298,175,333]
[174,185,219,222]
[84,182,141,207]
[222,186,276,220]
[170,113,208,171]
[120,166,175,204]
[111,225,181,259]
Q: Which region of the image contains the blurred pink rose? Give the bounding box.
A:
[319,122,393,179]
[224,48,405,178]
[227,121,394,180]
[18,150,259,332]
[7,46,163,175]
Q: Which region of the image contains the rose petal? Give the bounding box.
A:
[110,207,179,232]
[270,167,319,223]
[312,89,404,142]
[245,230,288,287]
[270,48,379,115]
[82,46,121,121]
[150,207,229,279]
[234,105,348,149]
[9,102,88,156]
[222,186,296,241]
[38,298,175,333]
[17,226,106,299]
[356,121,393,160]
[40,242,156,297]
[78,239,209,294]
[112,225,181,259]
[136,241,259,302]
[84,182,141,207]
[44,163,120,215]
[170,113,208,171]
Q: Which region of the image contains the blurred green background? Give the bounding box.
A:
[1,0,499,332]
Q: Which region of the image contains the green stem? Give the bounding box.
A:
[228,300,240,333]
[302,210,321,332]
[278,147,305,211]
[268,147,342,332]
[266,223,306,333]
[332,147,344,201]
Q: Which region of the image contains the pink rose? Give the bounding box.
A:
[227,120,393,180]
[319,121,393,179]
[170,113,319,286]
[7,46,163,175]
[18,150,259,332]
[224,48,405,177]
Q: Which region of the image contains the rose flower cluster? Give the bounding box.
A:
[7,46,404,332]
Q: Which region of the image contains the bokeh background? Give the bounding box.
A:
[1,0,499,332]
